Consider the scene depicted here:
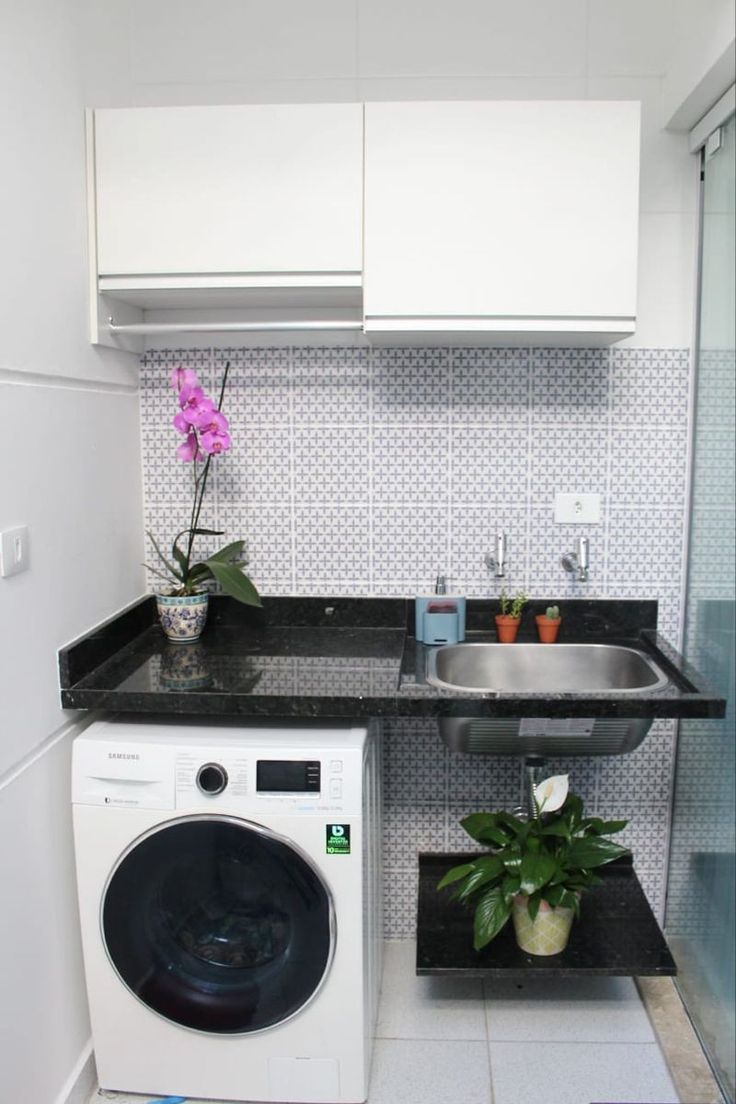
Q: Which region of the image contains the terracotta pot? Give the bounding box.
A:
[535,614,561,643]
[495,614,521,643]
[512,894,578,955]
[156,593,209,643]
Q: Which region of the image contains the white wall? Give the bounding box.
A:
[80,0,702,350]
[0,1,143,1101]
[663,0,736,127]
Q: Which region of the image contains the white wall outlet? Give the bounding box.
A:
[554,493,601,524]
[0,526,30,577]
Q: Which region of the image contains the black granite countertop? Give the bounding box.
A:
[58,596,725,721]
[416,853,676,977]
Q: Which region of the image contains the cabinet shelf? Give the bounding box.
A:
[416,853,676,978]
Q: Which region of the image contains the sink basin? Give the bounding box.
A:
[426,643,669,694]
[426,642,670,756]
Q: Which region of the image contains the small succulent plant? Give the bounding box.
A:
[545,605,561,620]
[500,589,528,619]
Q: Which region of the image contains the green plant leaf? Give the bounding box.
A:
[563,870,601,891]
[527,895,541,923]
[142,562,177,585]
[207,540,246,564]
[437,863,475,890]
[501,874,521,901]
[205,560,262,607]
[146,530,180,580]
[473,886,512,950]
[548,867,569,886]
[172,542,188,577]
[565,837,630,870]
[519,851,558,896]
[595,819,628,835]
[455,856,505,901]
[495,811,529,836]
[540,821,572,839]
[191,527,225,536]
[187,562,213,582]
[557,888,580,912]
[544,883,564,907]
[460,813,510,845]
[477,825,513,847]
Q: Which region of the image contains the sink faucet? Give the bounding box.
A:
[484,532,507,578]
[561,536,590,582]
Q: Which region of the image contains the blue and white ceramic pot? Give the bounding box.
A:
[159,642,213,688]
[156,593,209,643]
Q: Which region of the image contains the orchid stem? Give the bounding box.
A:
[183,362,230,583]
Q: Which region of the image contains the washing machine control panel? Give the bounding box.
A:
[72,724,368,815]
[175,748,356,813]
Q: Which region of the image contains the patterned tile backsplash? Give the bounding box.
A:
[140,345,692,930]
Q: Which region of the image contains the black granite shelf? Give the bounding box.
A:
[58,595,725,722]
[416,853,677,977]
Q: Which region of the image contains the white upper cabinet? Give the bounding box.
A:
[363,101,641,341]
[89,99,641,347]
[94,104,363,281]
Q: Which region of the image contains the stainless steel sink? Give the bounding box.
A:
[426,643,669,694]
[426,642,670,756]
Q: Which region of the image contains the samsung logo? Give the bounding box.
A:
[108,752,140,760]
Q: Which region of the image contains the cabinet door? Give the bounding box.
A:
[364,101,640,331]
[94,104,363,278]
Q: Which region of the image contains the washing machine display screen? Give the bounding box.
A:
[256,759,321,793]
[102,816,333,1034]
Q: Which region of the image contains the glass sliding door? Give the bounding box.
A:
[665,110,736,1103]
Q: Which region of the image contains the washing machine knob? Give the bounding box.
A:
[196,762,228,795]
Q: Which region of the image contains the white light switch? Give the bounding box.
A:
[0,526,30,577]
[554,493,601,524]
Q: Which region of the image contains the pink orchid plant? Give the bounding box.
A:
[145,361,261,608]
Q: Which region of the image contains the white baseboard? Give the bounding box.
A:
[54,1042,96,1104]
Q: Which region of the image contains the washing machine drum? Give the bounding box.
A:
[102,816,334,1034]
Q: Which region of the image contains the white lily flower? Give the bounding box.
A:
[534,774,569,813]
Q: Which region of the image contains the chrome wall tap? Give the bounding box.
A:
[484,531,507,578]
[561,536,590,582]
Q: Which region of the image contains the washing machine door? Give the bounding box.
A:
[101,815,335,1034]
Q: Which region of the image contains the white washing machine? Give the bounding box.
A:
[72,718,383,1104]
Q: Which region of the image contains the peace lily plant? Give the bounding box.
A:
[145,361,261,640]
[439,775,629,954]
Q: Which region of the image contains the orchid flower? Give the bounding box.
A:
[183,399,215,426]
[178,385,212,425]
[534,774,569,814]
[201,428,232,455]
[176,431,202,463]
[195,406,229,434]
[197,408,232,454]
[172,411,190,434]
[170,365,199,390]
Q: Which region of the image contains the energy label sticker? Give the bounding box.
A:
[326,824,351,854]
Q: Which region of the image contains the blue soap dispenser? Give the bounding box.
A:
[415,572,466,644]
